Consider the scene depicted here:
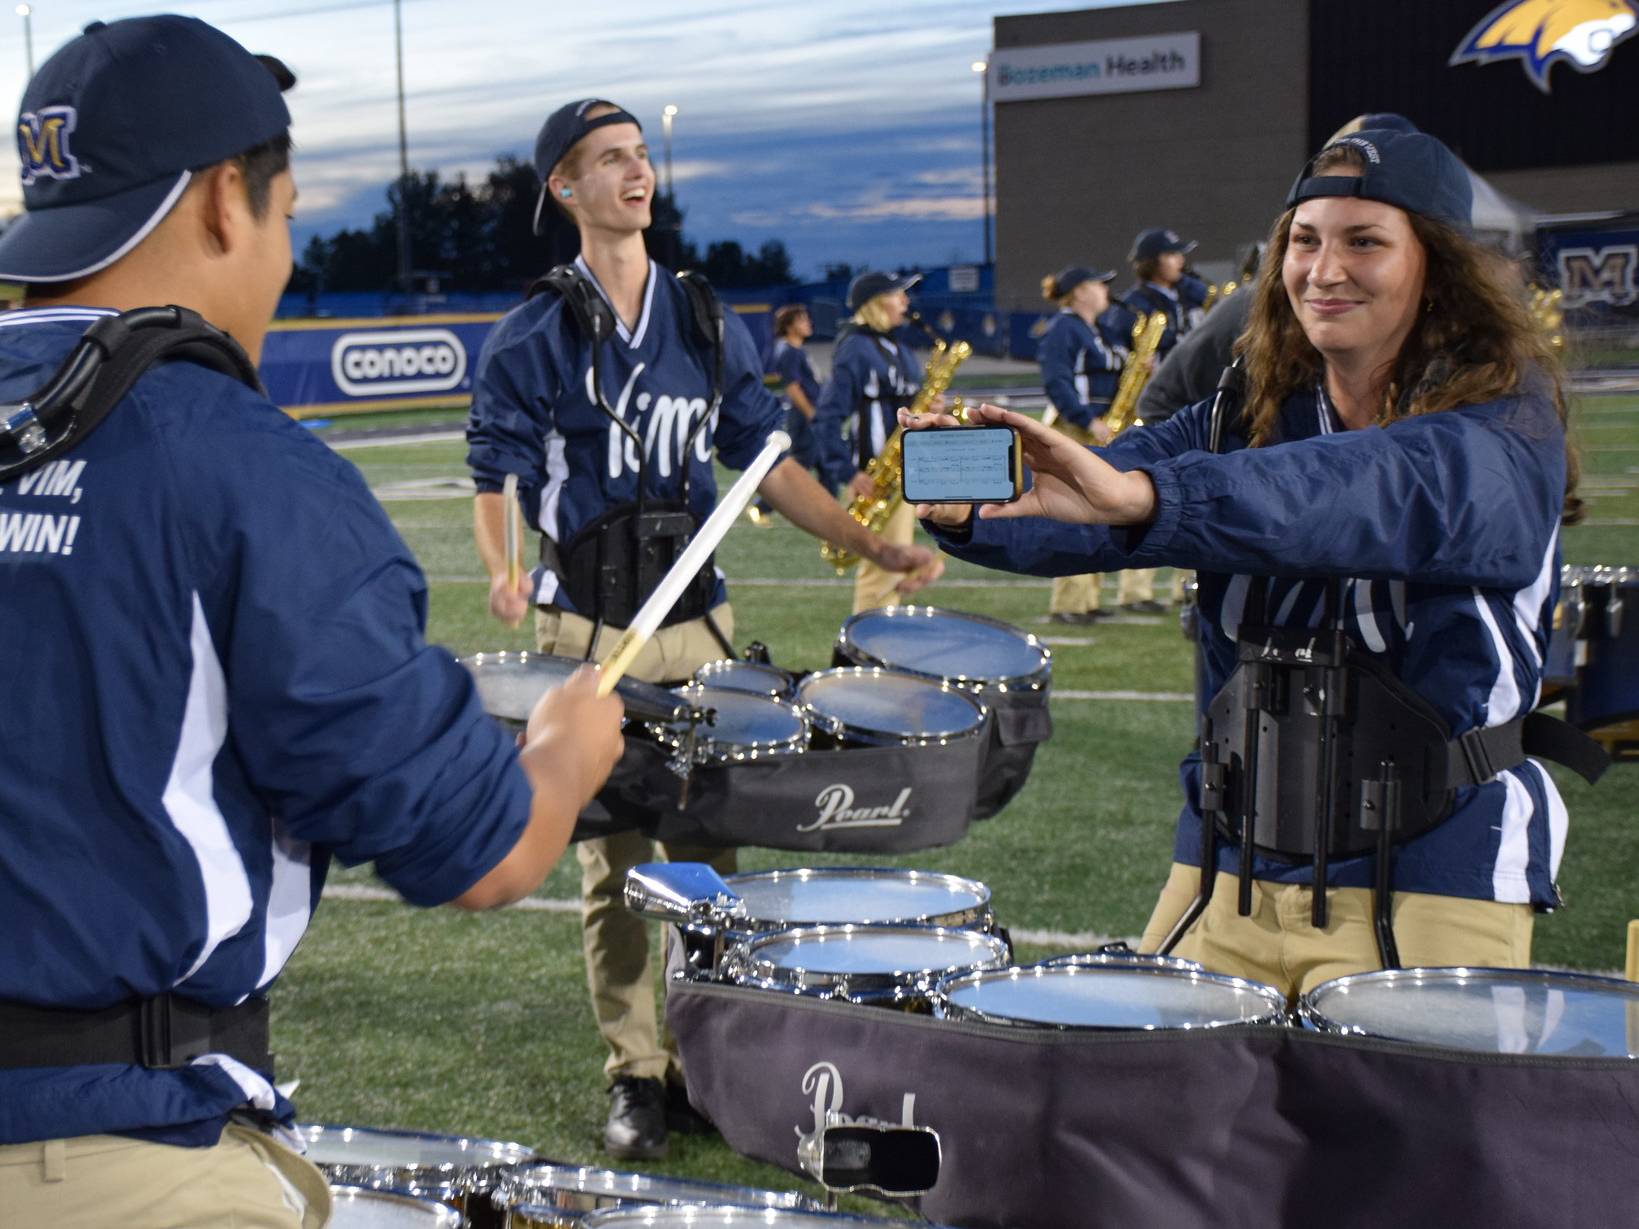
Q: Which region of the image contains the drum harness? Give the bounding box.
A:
[0,306,274,1074]
[1157,362,1611,969]
[524,265,735,663]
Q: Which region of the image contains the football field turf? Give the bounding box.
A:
[273,391,1639,1204]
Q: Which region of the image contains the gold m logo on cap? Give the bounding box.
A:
[18,107,81,184]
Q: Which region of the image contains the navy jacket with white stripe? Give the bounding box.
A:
[929,383,1570,905]
[0,309,532,1146]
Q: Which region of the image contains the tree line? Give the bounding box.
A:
[287,158,799,299]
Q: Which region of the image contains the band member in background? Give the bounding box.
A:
[814,270,946,613]
[0,19,623,1227]
[467,101,935,1162]
[1136,242,1265,427]
[914,127,1586,997]
[748,303,827,524]
[1036,265,1125,625]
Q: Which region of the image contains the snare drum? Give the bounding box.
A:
[459,651,686,725]
[493,1163,818,1226]
[693,658,797,699]
[299,1124,534,1217]
[797,667,985,749]
[328,1185,463,1229]
[645,684,809,764]
[582,1209,917,1228]
[936,963,1289,1030]
[729,924,1012,1011]
[836,605,1050,695]
[1300,967,1639,1058]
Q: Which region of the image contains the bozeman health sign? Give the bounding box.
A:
[991,32,1200,102]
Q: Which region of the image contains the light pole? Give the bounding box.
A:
[972,59,992,268]
[393,0,412,294]
[661,104,678,200]
[16,4,32,79]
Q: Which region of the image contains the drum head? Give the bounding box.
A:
[647,685,808,762]
[297,1123,534,1180]
[723,867,991,931]
[693,658,796,698]
[839,605,1050,692]
[735,925,1010,997]
[1301,967,1639,1058]
[500,1163,817,1214]
[583,1208,906,1228]
[459,652,684,724]
[798,668,984,745]
[327,1187,463,1229]
[937,964,1289,1029]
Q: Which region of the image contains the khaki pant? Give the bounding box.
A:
[1138,863,1534,1001]
[537,605,739,1082]
[852,499,917,615]
[1050,572,1103,616]
[0,1125,331,1229]
[1116,569,1155,605]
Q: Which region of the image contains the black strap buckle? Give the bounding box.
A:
[137,994,213,1069]
[1456,726,1496,786]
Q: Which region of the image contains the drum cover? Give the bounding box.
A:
[647,685,808,763]
[1300,967,1639,1057]
[798,668,985,746]
[732,925,1011,1001]
[936,964,1288,1030]
[459,651,685,724]
[693,658,797,698]
[497,1163,817,1218]
[327,1186,463,1229]
[722,867,992,932]
[838,605,1050,692]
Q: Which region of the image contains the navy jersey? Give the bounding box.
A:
[929,383,1569,906]
[0,309,530,1146]
[1102,281,1192,361]
[466,258,785,615]
[1036,310,1125,429]
[813,327,918,490]
[767,338,820,412]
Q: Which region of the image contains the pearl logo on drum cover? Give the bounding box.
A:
[797,784,912,833]
[796,1061,922,1143]
[331,329,467,397]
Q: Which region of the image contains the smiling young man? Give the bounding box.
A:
[0,17,624,1228]
[465,99,938,1160]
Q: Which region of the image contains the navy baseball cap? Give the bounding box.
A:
[1130,228,1196,264]
[0,15,293,283]
[1286,128,1474,236]
[1049,265,1115,298]
[531,99,643,235]
[846,270,922,312]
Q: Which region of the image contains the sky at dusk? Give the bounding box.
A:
[0,0,1162,278]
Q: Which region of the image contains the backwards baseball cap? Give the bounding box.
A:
[1048,265,1115,298]
[531,98,643,235]
[1286,127,1473,236]
[0,15,293,283]
[846,270,922,312]
[1129,228,1196,264]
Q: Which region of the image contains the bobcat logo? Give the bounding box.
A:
[1450,0,1637,92]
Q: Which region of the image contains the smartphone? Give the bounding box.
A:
[900,424,1024,504]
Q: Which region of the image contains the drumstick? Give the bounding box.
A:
[502,473,521,594]
[596,430,791,697]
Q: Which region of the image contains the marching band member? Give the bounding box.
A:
[1036,265,1124,625]
[466,101,935,1161]
[748,303,828,524]
[813,271,946,613]
[914,127,1592,998]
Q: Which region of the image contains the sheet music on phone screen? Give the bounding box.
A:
[901,425,1023,504]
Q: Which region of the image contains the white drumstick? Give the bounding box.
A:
[502,473,521,594]
[596,430,791,696]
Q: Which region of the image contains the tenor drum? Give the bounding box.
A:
[645,684,809,764]
[935,963,1289,1030]
[298,1124,534,1219]
[728,924,1012,1011]
[459,651,687,725]
[493,1164,817,1226]
[1299,967,1639,1058]
[582,1209,920,1228]
[692,658,797,699]
[1041,950,1205,974]
[328,1186,463,1229]
[836,605,1049,695]
[797,667,985,749]
[1563,565,1639,757]
[1541,564,1594,704]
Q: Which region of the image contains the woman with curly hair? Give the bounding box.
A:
[911,127,1590,997]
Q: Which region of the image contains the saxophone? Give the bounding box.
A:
[1103,311,1167,436]
[819,316,970,573]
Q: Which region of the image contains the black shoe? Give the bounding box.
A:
[664,1079,717,1136]
[604,1076,667,1161]
[1048,611,1094,625]
[1124,600,1167,614]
